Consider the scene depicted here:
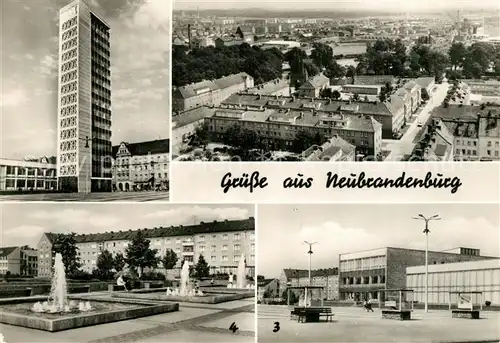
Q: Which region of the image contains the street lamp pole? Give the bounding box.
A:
[413,214,441,313]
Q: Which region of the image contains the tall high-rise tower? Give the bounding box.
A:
[57,0,112,193]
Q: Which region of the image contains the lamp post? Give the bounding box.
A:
[413,213,441,313]
[304,241,318,308]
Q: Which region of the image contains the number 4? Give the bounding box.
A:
[229,322,239,333]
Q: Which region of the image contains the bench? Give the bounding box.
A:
[108,284,126,292]
[293,307,334,323]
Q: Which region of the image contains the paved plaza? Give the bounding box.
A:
[258,305,500,343]
[1,294,254,343]
[0,192,169,202]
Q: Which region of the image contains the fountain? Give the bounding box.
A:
[31,254,92,314]
[0,253,179,332]
[112,259,253,304]
[236,253,247,289]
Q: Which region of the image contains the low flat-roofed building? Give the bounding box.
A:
[339,246,497,302]
[407,258,500,305]
[0,156,57,191]
[353,75,395,86]
[343,84,381,95]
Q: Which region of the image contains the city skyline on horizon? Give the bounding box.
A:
[0,203,254,248]
[258,204,500,278]
[174,0,500,12]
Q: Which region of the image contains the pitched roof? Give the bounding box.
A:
[299,74,329,90]
[221,94,396,117]
[173,106,212,128]
[302,135,356,161]
[174,73,251,99]
[213,72,251,90]
[0,247,19,257]
[112,139,169,157]
[46,218,255,244]
[283,268,338,279]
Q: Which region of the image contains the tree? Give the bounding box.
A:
[193,121,210,148]
[95,250,114,280]
[332,90,341,100]
[449,42,467,70]
[310,42,334,69]
[113,252,126,272]
[291,130,324,153]
[319,88,333,98]
[324,60,346,79]
[125,230,159,277]
[194,254,210,278]
[162,249,178,270]
[52,233,81,276]
[352,93,360,101]
[257,275,265,282]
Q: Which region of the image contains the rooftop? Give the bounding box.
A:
[112,139,169,157]
[0,247,18,257]
[43,218,255,244]
[173,106,212,128]
[222,93,397,117]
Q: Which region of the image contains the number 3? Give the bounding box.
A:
[273,321,280,332]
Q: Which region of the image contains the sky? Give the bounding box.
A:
[258,204,500,278]
[174,0,500,11]
[0,203,254,248]
[1,0,170,160]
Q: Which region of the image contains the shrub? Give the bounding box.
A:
[485,300,491,307]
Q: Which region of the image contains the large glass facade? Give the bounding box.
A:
[90,13,112,183]
[407,267,500,304]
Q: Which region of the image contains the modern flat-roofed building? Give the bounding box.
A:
[338,247,497,302]
[0,157,57,191]
[37,218,255,278]
[407,258,500,305]
[57,0,112,193]
[343,84,381,95]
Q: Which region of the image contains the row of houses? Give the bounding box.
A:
[0,139,170,192]
[259,246,500,305]
[37,217,256,278]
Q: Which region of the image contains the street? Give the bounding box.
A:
[0,191,169,202]
[383,82,450,161]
